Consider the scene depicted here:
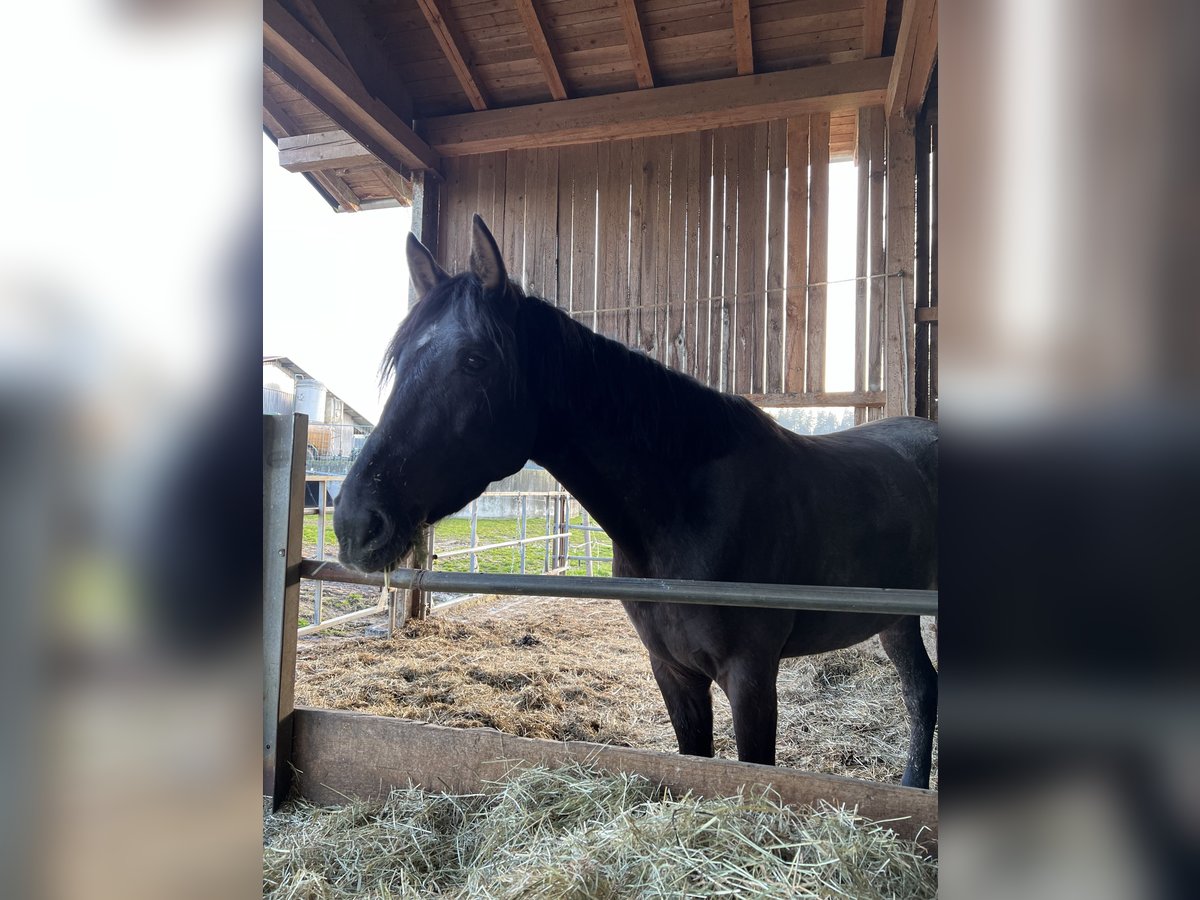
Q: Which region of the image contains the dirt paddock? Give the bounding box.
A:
[295,594,938,788]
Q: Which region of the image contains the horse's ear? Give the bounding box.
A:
[469,214,507,294]
[406,233,448,297]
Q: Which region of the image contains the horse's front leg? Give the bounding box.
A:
[649,656,714,757]
[719,658,780,766]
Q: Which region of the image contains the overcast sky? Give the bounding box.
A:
[263,135,412,424]
[263,136,857,422]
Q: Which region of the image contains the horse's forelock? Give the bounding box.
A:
[378,273,521,391]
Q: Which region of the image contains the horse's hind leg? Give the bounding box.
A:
[649,656,714,757]
[880,616,938,788]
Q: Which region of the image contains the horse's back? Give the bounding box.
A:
[822,415,937,501]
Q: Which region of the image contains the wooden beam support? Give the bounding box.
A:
[262,82,360,212]
[278,129,375,172]
[413,0,490,111]
[887,0,938,118]
[264,0,439,173]
[732,0,754,76]
[862,0,887,59]
[421,58,890,157]
[514,0,569,101]
[292,708,938,853]
[616,0,655,89]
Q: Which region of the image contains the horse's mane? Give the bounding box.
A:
[517,290,772,460]
[380,271,772,461]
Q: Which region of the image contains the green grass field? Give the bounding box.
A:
[304,511,613,578]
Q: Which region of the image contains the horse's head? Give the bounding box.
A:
[335,215,536,572]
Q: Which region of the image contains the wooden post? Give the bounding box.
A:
[405,169,439,622]
[263,413,308,809]
[885,114,917,417]
[406,525,433,621]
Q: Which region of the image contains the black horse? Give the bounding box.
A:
[335,216,938,788]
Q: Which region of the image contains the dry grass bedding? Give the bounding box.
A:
[264,764,937,899]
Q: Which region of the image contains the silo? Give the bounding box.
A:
[294,378,327,423]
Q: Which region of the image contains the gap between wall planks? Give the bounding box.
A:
[431,114,906,411]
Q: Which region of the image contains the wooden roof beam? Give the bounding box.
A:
[278,129,375,172]
[514,0,569,101]
[413,0,490,111]
[261,85,361,212]
[263,0,440,172]
[863,0,887,59]
[616,0,655,89]
[732,0,754,76]
[887,0,938,118]
[420,57,890,157]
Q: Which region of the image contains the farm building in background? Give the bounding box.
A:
[263,355,373,473]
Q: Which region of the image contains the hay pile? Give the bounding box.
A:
[295,597,938,786]
[264,764,937,899]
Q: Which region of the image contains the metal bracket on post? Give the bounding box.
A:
[263,413,308,810]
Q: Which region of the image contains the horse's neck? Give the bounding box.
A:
[524,302,741,563]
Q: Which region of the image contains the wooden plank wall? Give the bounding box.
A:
[434,113,903,410]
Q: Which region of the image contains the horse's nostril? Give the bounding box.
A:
[362,507,393,553]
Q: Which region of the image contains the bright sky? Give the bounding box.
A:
[263,135,412,423]
[263,138,857,421]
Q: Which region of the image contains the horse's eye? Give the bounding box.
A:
[462,353,487,373]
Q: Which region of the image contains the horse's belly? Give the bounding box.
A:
[780,612,902,657]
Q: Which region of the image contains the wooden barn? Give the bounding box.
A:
[263,0,939,861]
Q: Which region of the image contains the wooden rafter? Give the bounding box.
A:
[862,0,887,59]
[261,84,361,212]
[616,0,655,89]
[421,58,890,156]
[514,0,568,101]
[263,0,440,172]
[413,0,489,111]
[732,0,754,76]
[291,0,355,71]
[887,0,937,118]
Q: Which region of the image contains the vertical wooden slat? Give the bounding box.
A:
[785,115,809,393]
[733,125,754,392]
[668,133,689,372]
[570,144,598,328]
[696,131,714,385]
[721,127,739,393]
[438,156,468,271]
[867,106,886,395]
[263,413,307,807]
[745,123,768,393]
[686,130,700,376]
[854,108,871,424]
[525,147,559,300]
[481,152,506,251]
[650,135,672,363]
[766,119,787,394]
[628,138,648,351]
[598,140,631,344]
[885,113,916,417]
[502,151,528,283]
[806,111,830,394]
[914,117,931,419]
[558,146,575,310]
[929,120,938,421]
[594,142,614,339]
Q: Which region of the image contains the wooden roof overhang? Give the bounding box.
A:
[263,0,936,211]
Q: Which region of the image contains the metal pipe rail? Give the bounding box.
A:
[299,559,938,617]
